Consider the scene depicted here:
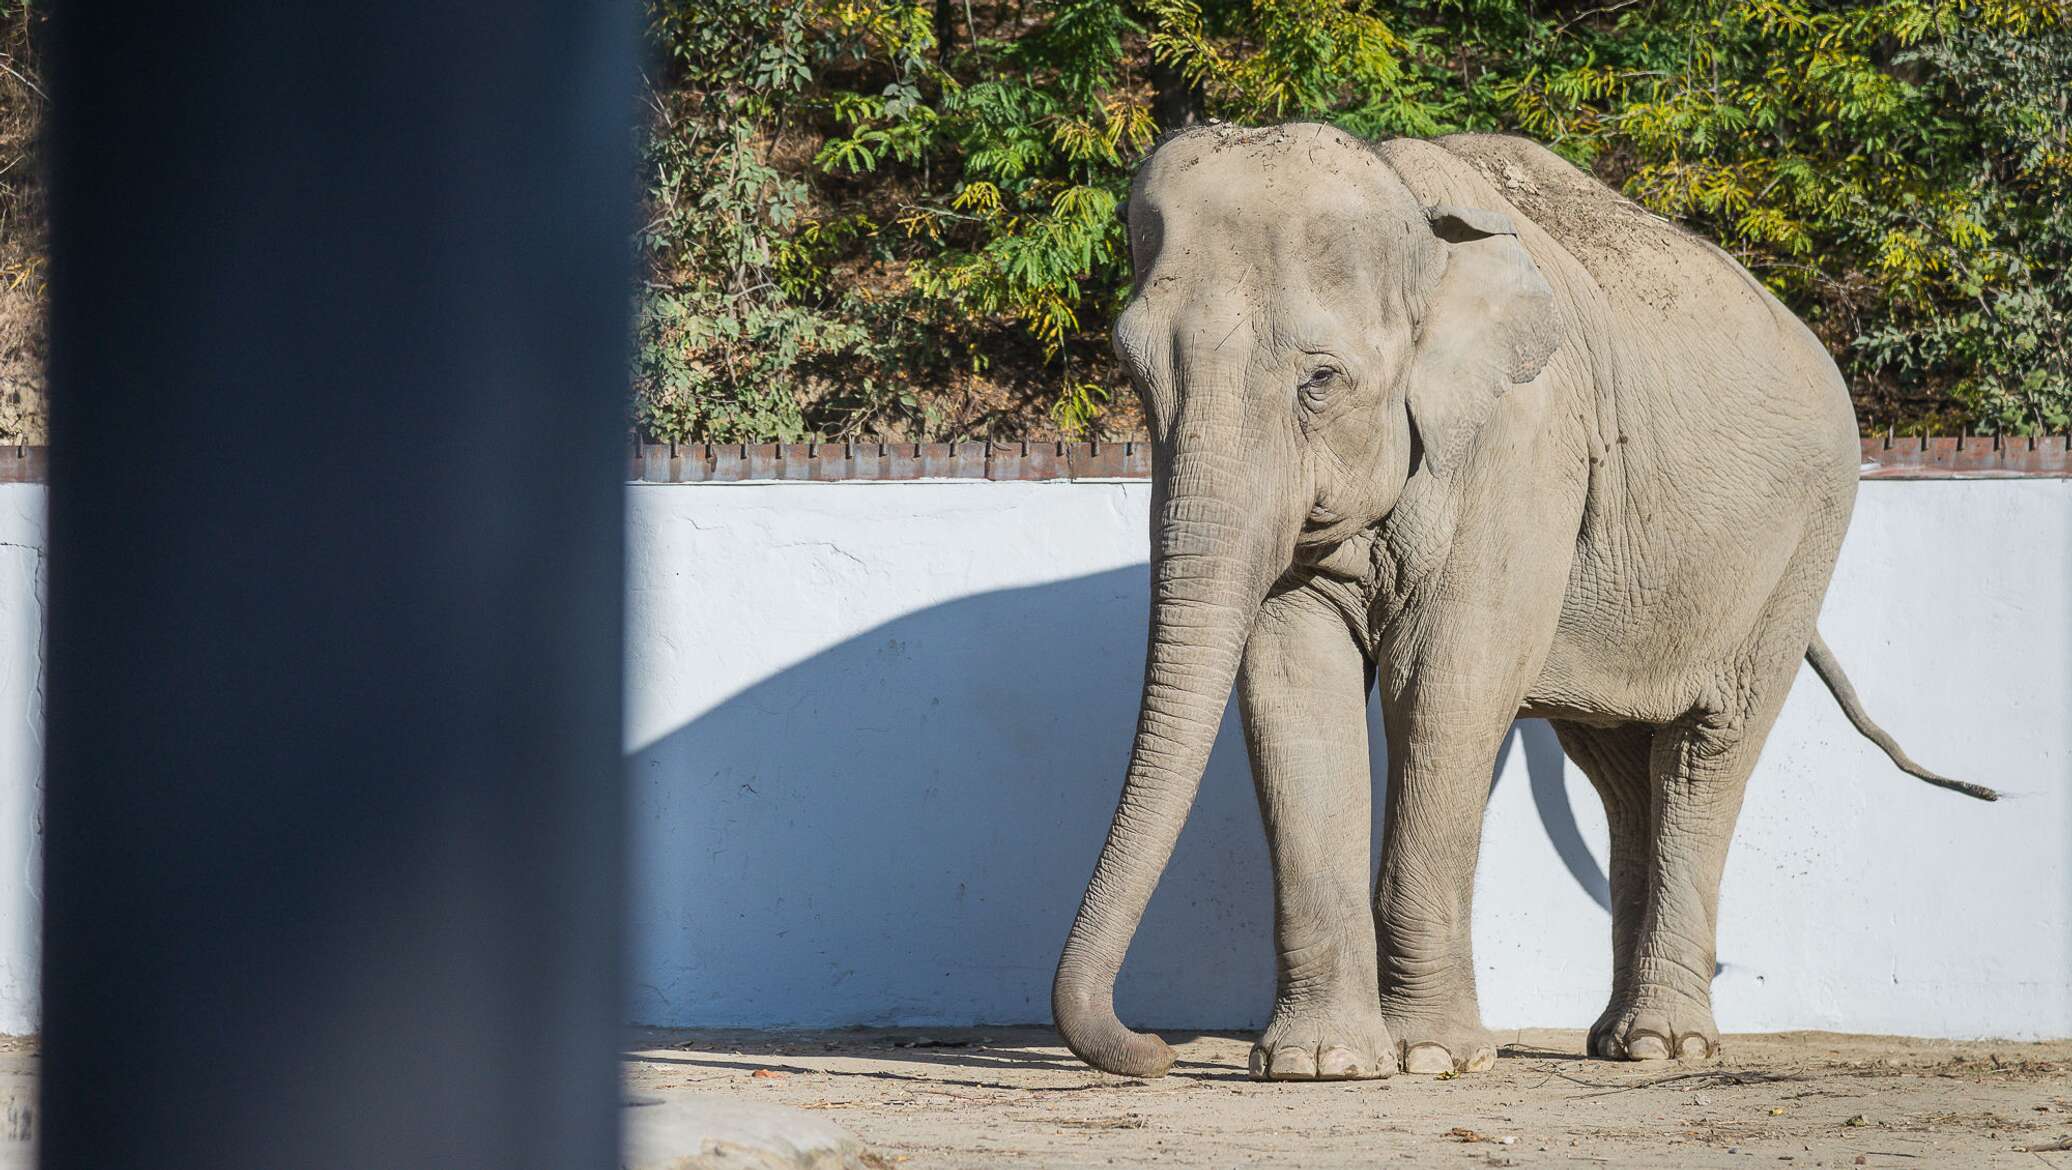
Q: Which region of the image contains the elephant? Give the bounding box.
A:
[1050,123,1996,1083]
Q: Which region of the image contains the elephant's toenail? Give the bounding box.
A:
[1270,1047,1317,1079]
[1463,1047,1496,1073]
[1248,1047,1271,1079]
[1625,1031,1671,1061]
[1676,1033,1711,1059]
[1317,1046,1363,1078]
[1402,1044,1454,1075]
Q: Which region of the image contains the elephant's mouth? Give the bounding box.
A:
[1296,503,1365,550]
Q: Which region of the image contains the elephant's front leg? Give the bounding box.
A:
[1238,584,1393,1080]
[1372,687,1514,1075]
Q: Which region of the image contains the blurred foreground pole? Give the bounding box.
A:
[40,4,635,1169]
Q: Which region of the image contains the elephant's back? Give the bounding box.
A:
[1431,134,1794,350]
[1428,134,1686,280]
[1418,133,1859,484]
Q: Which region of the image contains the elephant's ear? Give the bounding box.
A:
[1403,204,1561,474]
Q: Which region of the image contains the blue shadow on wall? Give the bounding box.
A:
[626,566,1607,1030]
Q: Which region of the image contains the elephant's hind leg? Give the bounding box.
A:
[1597,695,1786,1062]
[1237,584,1393,1080]
[1548,721,1656,1057]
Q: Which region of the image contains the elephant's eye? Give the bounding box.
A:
[1298,365,1340,409]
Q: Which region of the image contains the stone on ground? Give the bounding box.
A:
[623,1094,877,1170]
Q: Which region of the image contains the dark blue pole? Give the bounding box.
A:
[38,3,636,1167]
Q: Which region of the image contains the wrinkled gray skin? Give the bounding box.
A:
[1052,124,1994,1083]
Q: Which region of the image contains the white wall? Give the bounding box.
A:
[0,479,2062,1039]
[624,479,2072,1040]
[0,486,42,1035]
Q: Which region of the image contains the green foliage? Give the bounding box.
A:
[638,0,946,441]
[636,0,2070,439]
[1860,21,2072,431]
[1145,0,1435,133]
[0,0,50,444]
[1456,0,2071,432]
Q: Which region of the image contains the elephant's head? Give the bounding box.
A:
[1052,124,1562,1077]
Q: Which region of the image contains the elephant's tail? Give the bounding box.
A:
[1804,631,1998,801]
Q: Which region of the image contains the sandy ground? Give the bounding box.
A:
[0,1037,30,1170]
[623,1027,2072,1170]
[0,1028,2061,1167]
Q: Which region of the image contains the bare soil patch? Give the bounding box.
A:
[623,1027,2072,1170]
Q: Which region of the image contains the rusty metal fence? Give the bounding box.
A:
[623,435,2068,482]
[1,436,2064,486]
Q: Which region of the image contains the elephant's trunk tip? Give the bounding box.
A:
[1052,971,1175,1078]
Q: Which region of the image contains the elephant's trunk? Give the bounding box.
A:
[1053,435,1297,1077]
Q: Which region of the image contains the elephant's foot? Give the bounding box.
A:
[1380,1005,1496,1075]
[1248,1001,1394,1081]
[1590,991,1719,1061]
